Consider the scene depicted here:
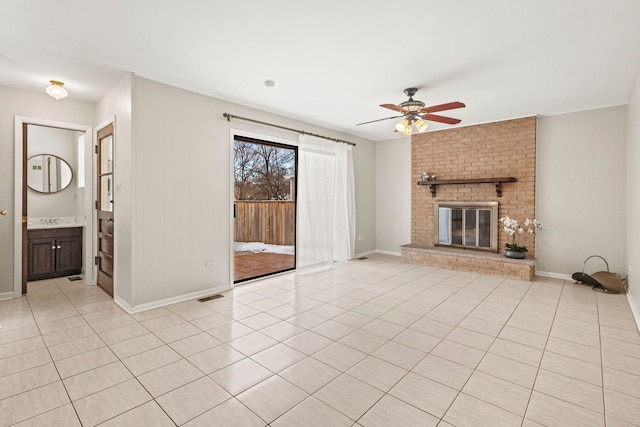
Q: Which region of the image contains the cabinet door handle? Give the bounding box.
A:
[57,246,61,249]
[52,246,56,250]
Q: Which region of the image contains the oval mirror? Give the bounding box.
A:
[27,154,73,193]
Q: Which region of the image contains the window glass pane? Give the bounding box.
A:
[101,135,113,173]
[479,209,491,248]
[451,209,463,245]
[100,175,113,212]
[465,210,477,247]
[438,208,451,244]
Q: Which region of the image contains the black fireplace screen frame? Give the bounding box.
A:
[434,201,499,252]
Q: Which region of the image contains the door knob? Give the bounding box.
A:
[106,217,113,223]
[0,210,6,215]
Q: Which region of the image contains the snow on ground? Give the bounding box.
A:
[234,241,295,255]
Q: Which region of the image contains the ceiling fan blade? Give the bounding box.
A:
[356,115,404,126]
[422,113,461,125]
[420,101,465,114]
[380,104,408,113]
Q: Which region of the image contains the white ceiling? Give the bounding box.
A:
[1,0,639,141]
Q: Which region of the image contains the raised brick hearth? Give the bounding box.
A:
[401,244,536,281]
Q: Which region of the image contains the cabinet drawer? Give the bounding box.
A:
[28,227,82,240]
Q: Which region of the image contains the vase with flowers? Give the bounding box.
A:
[498,216,542,259]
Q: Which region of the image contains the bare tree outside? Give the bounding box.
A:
[234,140,295,201]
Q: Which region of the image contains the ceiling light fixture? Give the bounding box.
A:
[395,117,429,136]
[414,119,429,133]
[46,80,67,100]
[395,118,412,135]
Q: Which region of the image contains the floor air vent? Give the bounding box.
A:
[198,294,224,302]
[356,257,369,260]
[67,276,82,281]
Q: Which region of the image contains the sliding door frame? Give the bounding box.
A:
[229,129,299,286]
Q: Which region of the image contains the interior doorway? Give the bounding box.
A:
[14,117,94,297]
[233,135,297,283]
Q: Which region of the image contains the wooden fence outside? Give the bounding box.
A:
[234,201,295,246]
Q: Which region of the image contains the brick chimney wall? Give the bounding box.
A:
[411,116,537,256]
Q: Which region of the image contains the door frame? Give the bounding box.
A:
[229,128,298,286]
[14,116,94,297]
[95,122,115,297]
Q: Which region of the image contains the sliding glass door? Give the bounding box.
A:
[233,136,296,283]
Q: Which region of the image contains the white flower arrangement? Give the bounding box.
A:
[498,216,542,252]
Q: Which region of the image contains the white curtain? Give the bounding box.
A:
[297,134,355,268]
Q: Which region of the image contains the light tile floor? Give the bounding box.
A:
[1,254,639,426]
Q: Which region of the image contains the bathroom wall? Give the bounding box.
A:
[27,125,81,219]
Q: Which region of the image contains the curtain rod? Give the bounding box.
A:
[223,113,356,147]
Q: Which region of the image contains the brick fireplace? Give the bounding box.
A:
[401,116,537,280]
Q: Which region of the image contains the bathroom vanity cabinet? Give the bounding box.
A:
[27,227,82,281]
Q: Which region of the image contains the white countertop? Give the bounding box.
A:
[27,223,84,230]
[27,217,85,230]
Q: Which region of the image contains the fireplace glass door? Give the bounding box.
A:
[438,207,494,250]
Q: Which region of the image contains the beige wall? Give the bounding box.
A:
[95,74,134,306]
[120,76,376,309]
[375,137,411,254]
[627,73,640,320]
[0,77,376,309]
[537,105,627,277]
[376,108,630,281]
[0,85,94,298]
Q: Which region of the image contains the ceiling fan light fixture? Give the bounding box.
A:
[46,80,67,100]
[400,100,425,112]
[396,118,412,135]
[414,119,428,133]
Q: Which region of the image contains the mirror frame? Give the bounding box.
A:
[26,153,74,194]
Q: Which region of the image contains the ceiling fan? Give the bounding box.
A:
[357,88,465,135]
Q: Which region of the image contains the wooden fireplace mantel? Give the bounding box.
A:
[417,177,517,197]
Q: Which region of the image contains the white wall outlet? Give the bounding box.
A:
[205,260,215,268]
[358,236,364,241]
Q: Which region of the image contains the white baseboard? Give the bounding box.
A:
[353,250,376,259]
[114,285,232,314]
[375,249,401,257]
[353,249,402,258]
[0,291,15,301]
[535,270,573,281]
[627,291,640,332]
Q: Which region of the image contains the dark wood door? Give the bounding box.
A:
[97,124,114,296]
